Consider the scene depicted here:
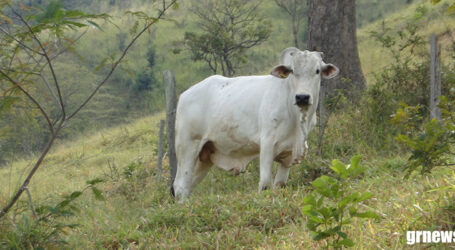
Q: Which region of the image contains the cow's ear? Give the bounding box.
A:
[321,63,339,79]
[271,65,293,79]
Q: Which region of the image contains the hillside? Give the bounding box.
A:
[0,0,418,162]
[1,0,455,248]
[358,0,455,82]
[1,111,452,248]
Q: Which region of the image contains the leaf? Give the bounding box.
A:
[357,192,373,202]
[312,176,338,198]
[87,20,102,30]
[87,178,104,185]
[301,205,313,216]
[19,3,31,11]
[447,3,455,14]
[337,196,352,209]
[303,194,316,206]
[338,238,355,247]
[319,207,331,219]
[172,2,179,10]
[62,20,87,28]
[353,211,380,219]
[312,177,332,197]
[337,231,347,239]
[312,231,331,241]
[94,58,109,72]
[0,13,13,24]
[330,159,348,179]
[66,223,80,229]
[91,187,105,200]
[57,199,71,209]
[64,10,86,18]
[0,96,19,113]
[350,155,362,169]
[69,191,83,199]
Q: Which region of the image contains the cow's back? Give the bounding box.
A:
[177,74,275,139]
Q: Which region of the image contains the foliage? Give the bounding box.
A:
[273,0,306,48]
[386,1,455,176]
[0,0,109,163]
[356,0,414,27]
[393,94,455,176]
[431,0,455,13]
[302,155,380,248]
[369,20,428,109]
[0,0,418,163]
[0,111,451,248]
[180,0,271,76]
[1,178,105,249]
[0,0,176,219]
[131,47,158,94]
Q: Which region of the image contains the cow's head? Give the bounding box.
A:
[270,47,339,109]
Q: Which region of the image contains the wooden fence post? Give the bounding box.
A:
[163,70,178,188]
[430,34,441,121]
[156,119,165,181]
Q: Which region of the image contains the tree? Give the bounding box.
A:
[307,0,366,98]
[274,0,306,48]
[182,0,271,76]
[132,47,158,94]
[0,0,177,218]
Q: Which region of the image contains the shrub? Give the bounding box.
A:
[302,155,380,248]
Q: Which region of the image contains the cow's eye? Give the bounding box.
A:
[316,69,320,74]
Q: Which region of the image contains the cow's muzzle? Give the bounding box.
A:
[295,94,310,107]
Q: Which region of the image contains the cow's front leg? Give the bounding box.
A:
[274,155,292,188]
[173,145,199,203]
[259,140,274,192]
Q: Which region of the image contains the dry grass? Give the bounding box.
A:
[1,111,453,249]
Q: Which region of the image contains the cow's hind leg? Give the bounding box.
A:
[191,160,212,190]
[274,156,292,188]
[191,142,214,190]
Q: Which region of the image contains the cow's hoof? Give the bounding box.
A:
[170,185,175,197]
[275,182,287,188]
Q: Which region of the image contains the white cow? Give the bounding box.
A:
[172,47,339,202]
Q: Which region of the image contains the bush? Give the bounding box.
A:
[0,179,105,249]
[302,155,380,248]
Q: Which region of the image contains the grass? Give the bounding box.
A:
[358,0,455,83]
[1,111,454,248]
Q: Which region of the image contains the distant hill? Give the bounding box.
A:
[0,0,435,162]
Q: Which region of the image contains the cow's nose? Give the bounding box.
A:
[295,94,310,106]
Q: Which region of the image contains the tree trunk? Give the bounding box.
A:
[291,14,299,48]
[307,0,366,98]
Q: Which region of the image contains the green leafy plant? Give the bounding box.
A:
[0,0,177,219]
[393,95,455,176]
[302,155,380,248]
[1,178,105,249]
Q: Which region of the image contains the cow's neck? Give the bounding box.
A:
[285,77,318,164]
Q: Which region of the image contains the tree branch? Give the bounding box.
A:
[12,8,66,120]
[0,69,55,136]
[0,133,57,218]
[24,187,38,219]
[67,0,177,121]
[0,26,45,56]
[0,0,177,219]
